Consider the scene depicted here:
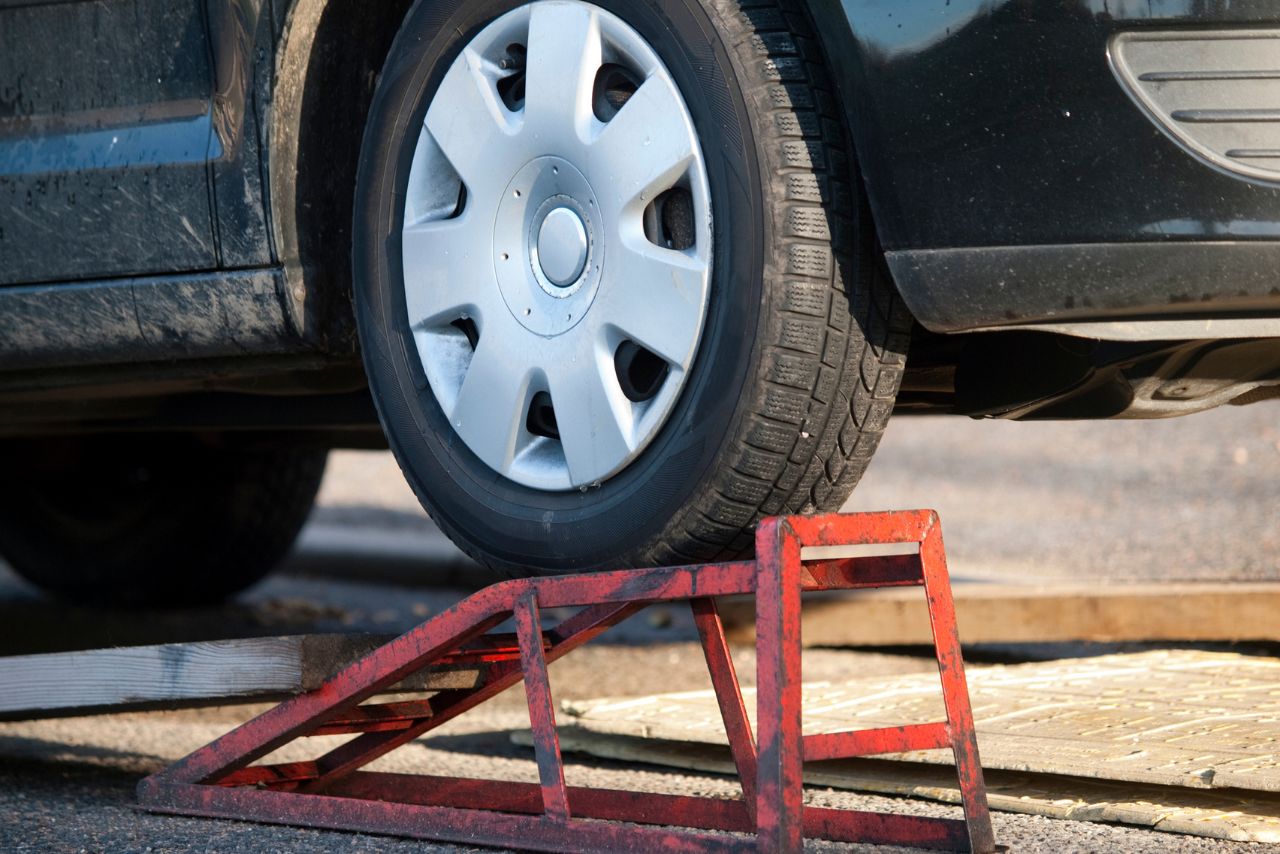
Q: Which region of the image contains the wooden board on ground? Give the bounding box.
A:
[716,581,1280,646]
[514,727,1280,843]
[0,634,482,719]
[535,650,1280,841]
[506,655,1280,839]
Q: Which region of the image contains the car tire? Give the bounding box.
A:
[0,436,327,606]
[353,0,909,576]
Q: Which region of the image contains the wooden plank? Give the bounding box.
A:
[0,634,484,719]
[717,581,1280,646]
[515,728,1280,844]
[561,649,1280,794]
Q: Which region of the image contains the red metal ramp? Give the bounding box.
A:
[137,511,998,853]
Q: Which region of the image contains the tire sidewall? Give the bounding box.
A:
[353,0,765,571]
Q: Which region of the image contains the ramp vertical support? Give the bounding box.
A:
[753,517,805,852]
[921,520,997,854]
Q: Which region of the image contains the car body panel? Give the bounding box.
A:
[801,0,1280,332]
[0,0,273,285]
[0,0,219,284]
[885,240,1280,332]
[0,269,304,372]
[206,0,275,269]
[0,0,1278,415]
[822,0,1280,251]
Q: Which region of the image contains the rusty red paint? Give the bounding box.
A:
[435,631,550,666]
[309,699,438,736]
[803,721,951,761]
[515,592,570,822]
[325,772,755,831]
[137,511,998,853]
[920,519,998,854]
[800,553,924,590]
[691,597,758,817]
[296,601,643,793]
[754,517,805,852]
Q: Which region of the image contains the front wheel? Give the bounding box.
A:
[353,0,909,576]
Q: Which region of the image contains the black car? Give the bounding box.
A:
[2,0,1277,604]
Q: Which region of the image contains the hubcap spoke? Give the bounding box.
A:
[523,2,602,142]
[426,47,519,196]
[596,243,708,368]
[402,216,494,328]
[450,339,534,476]
[590,75,699,218]
[548,351,634,486]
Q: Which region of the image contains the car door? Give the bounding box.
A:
[0,0,221,285]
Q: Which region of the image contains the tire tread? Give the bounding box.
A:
[645,0,909,565]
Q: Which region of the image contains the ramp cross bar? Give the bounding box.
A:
[138,510,998,853]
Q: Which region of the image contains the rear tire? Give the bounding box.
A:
[0,436,326,606]
[353,0,908,576]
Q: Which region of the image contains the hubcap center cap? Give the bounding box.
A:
[494,158,603,335]
[536,207,588,287]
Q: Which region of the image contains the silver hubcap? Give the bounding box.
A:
[402,1,712,491]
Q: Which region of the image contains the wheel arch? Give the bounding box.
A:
[268,0,417,352]
[798,0,906,260]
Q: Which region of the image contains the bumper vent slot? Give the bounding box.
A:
[1110,30,1280,184]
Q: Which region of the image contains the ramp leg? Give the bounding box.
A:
[691,597,758,816]
[515,593,570,822]
[920,523,997,854]
[754,518,804,853]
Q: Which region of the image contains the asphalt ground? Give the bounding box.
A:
[0,403,1277,852]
